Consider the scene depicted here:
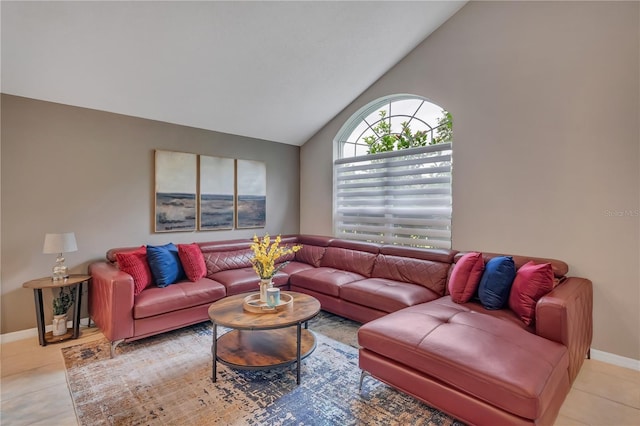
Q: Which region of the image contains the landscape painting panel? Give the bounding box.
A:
[199,155,235,230]
[236,159,266,229]
[155,150,197,232]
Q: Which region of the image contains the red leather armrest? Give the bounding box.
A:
[88,261,135,342]
[536,277,593,382]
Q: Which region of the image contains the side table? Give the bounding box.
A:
[22,274,91,346]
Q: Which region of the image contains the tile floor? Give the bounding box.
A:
[1,325,639,425]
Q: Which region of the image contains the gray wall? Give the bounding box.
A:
[300,1,640,360]
[1,94,300,334]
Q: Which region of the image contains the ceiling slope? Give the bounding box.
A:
[1,1,465,145]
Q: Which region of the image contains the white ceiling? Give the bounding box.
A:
[1,1,465,146]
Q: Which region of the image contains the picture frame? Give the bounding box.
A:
[199,155,235,230]
[236,159,266,229]
[154,150,197,232]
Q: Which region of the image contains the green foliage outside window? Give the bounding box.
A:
[364,110,452,155]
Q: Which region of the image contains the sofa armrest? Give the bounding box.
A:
[536,277,593,383]
[88,261,135,343]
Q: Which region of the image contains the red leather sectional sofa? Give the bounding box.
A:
[89,234,592,425]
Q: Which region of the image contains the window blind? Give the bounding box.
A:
[333,143,452,249]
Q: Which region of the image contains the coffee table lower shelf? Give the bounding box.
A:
[213,328,316,384]
[216,328,316,370]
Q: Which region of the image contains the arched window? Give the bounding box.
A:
[333,94,452,248]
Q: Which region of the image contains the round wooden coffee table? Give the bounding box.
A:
[208,291,321,385]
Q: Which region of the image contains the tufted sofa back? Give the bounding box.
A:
[320,239,380,277]
[294,235,332,267]
[373,246,457,296]
[203,248,254,275]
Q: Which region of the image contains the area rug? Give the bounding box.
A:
[62,312,462,425]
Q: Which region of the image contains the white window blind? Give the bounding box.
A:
[334,142,452,248]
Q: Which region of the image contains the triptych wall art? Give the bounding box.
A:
[154,150,266,233]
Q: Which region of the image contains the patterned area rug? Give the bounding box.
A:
[62,311,462,425]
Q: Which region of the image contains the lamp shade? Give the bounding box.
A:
[43,232,78,254]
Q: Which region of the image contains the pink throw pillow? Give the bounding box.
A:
[508,261,554,326]
[115,246,152,296]
[448,252,484,303]
[177,243,207,282]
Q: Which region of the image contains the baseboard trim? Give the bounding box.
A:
[590,348,640,371]
[0,317,91,344]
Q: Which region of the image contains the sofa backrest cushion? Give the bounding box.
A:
[293,235,333,267]
[295,245,326,267]
[197,239,252,253]
[321,247,378,276]
[380,245,457,264]
[478,256,516,310]
[320,239,380,277]
[203,248,254,275]
[372,254,451,296]
[296,235,334,246]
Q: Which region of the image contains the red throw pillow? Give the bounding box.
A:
[115,246,152,296]
[448,252,484,303]
[508,261,555,326]
[177,243,207,282]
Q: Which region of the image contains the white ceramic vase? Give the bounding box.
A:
[52,314,68,336]
[259,278,273,302]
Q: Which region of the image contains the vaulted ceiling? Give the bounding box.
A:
[1,1,466,146]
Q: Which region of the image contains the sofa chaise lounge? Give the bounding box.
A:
[88,234,592,425]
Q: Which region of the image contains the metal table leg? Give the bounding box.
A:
[296,323,302,385]
[211,323,218,382]
[33,289,46,346]
[72,282,83,338]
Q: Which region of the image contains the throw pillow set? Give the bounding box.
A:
[448,252,555,325]
[115,243,206,295]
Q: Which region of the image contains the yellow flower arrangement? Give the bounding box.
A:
[250,234,302,280]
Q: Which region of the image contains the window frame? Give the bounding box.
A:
[333,94,452,248]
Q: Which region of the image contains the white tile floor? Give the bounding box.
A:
[1,325,639,425]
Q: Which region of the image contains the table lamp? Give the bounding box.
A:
[43,232,78,280]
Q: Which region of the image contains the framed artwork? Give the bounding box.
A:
[154,150,197,232]
[199,155,235,230]
[236,159,266,229]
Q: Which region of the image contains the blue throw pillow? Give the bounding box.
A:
[146,243,185,288]
[478,256,516,310]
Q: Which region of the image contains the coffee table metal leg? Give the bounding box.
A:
[296,323,302,385]
[212,323,217,382]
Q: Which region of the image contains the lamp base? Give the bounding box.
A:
[52,255,69,281]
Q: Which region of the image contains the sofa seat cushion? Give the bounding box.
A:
[358,299,569,420]
[210,267,288,296]
[289,267,364,297]
[341,278,440,313]
[436,296,529,331]
[134,278,226,319]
